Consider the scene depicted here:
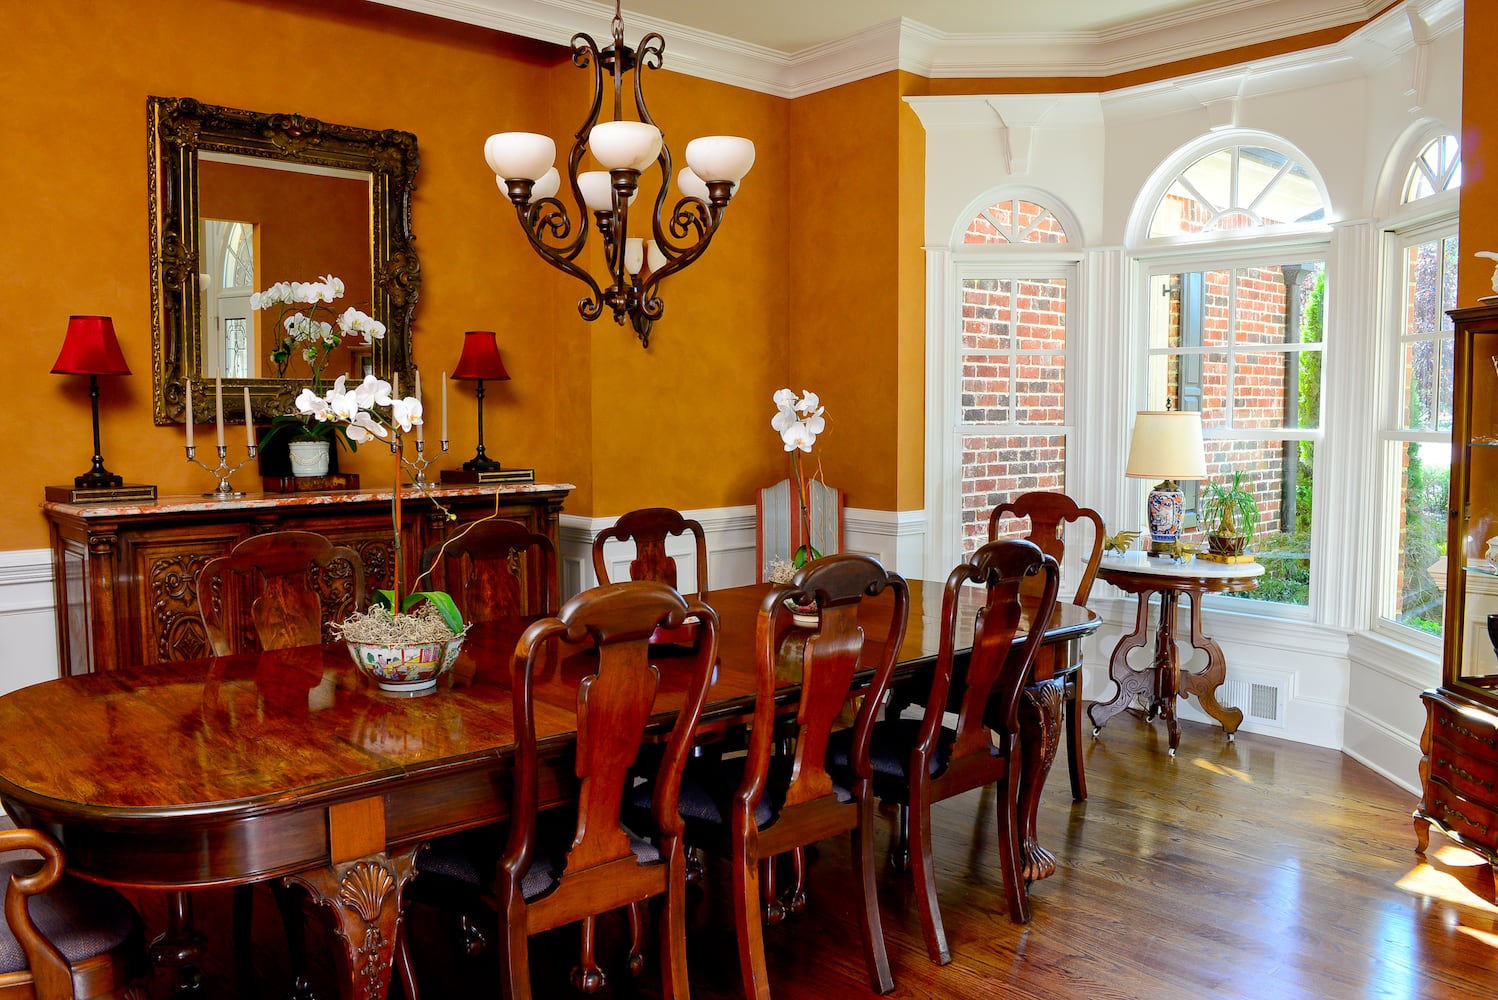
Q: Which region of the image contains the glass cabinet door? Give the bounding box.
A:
[1450,322,1498,696]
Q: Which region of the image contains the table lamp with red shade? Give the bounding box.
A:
[451,330,510,473]
[48,316,155,502]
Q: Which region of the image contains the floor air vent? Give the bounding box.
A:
[1220,677,1284,725]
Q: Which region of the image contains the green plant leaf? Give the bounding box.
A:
[402,591,466,635]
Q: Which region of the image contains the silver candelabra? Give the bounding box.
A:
[186,444,257,499]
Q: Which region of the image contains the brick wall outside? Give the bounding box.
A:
[964,200,1068,245]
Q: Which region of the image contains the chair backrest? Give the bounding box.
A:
[925,540,1059,761]
[502,581,720,907]
[592,507,709,598]
[0,825,145,1000]
[756,478,845,581]
[987,491,1104,606]
[746,554,909,813]
[417,519,558,625]
[197,530,366,655]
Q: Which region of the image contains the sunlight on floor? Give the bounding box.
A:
[1396,847,1498,916]
[1191,757,1253,783]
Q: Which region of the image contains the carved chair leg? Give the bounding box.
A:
[908,789,950,965]
[571,915,607,994]
[1066,672,1087,801]
[270,880,315,999]
[761,856,786,925]
[785,846,808,915]
[889,803,911,872]
[392,918,421,1000]
[626,901,647,978]
[735,842,773,1000]
[685,845,707,885]
[852,806,895,994]
[458,913,489,957]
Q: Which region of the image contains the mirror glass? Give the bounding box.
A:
[148,96,420,425]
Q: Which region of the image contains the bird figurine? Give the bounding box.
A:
[1164,537,1195,564]
[1477,250,1498,294]
[1102,529,1142,556]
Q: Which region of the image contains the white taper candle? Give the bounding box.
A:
[214,378,225,448]
[184,379,194,448]
[441,372,448,441]
[414,370,424,443]
[242,386,254,449]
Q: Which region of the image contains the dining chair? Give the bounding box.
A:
[988,491,1104,800]
[417,519,559,624]
[854,540,1059,962]
[0,822,149,999]
[394,581,720,1000]
[755,477,844,581]
[592,507,709,598]
[197,529,367,655]
[640,553,909,999]
[196,528,366,993]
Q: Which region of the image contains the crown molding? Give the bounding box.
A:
[368,0,1451,97]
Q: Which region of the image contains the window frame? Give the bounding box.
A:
[1133,236,1331,622]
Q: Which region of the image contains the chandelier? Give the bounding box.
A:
[483,0,756,348]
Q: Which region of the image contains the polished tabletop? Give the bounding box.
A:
[0,580,1098,890]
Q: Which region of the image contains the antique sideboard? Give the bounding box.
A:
[42,483,573,675]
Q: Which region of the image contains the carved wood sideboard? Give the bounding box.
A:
[42,483,573,675]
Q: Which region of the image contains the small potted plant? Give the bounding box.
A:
[1198,471,1260,556]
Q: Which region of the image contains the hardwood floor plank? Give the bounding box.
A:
[138,710,1496,998]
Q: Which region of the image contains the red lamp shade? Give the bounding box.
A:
[450,331,510,381]
[52,316,131,376]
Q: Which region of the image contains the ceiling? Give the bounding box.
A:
[585,0,1321,55]
[374,0,1406,95]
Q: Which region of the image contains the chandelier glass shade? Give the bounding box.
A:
[483,1,755,347]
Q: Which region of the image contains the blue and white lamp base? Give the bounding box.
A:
[1146,481,1185,554]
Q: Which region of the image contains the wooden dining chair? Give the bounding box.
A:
[197,529,367,655]
[417,519,558,624]
[394,581,720,1000]
[988,491,1104,800]
[855,540,1059,962]
[641,554,909,999]
[196,528,365,993]
[0,823,149,999]
[592,507,709,597]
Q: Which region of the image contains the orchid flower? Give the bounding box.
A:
[770,387,830,567]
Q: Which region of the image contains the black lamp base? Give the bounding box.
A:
[462,452,503,473]
[74,466,123,489]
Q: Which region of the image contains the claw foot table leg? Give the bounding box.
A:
[284,847,419,1000]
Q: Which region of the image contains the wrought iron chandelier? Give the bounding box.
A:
[484,1,755,348]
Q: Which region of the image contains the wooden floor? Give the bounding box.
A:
[144,711,1497,999]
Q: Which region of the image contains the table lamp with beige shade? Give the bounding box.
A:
[1126,410,1207,555]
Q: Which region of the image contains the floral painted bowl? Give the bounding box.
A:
[347,634,465,693]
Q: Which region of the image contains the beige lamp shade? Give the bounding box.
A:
[1125,411,1207,482]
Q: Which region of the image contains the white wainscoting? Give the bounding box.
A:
[0,549,59,697]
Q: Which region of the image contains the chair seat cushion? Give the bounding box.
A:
[630,752,850,836]
[0,859,140,973]
[827,718,950,801]
[416,824,660,901]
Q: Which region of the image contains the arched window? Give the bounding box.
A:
[1133,135,1330,614]
[1147,143,1327,238]
[1402,134,1461,203]
[1377,132,1461,643]
[936,194,1078,566]
[964,198,1070,245]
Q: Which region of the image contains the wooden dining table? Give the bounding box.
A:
[0,579,1097,999]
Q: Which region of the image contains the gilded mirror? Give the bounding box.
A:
[148,96,420,424]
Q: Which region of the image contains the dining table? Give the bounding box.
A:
[0,579,1098,999]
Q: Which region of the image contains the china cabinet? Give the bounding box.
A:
[43,484,571,676]
[1415,304,1498,870]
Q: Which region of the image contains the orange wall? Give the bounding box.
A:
[785,73,907,512]
[1,0,795,549]
[1461,5,1496,306]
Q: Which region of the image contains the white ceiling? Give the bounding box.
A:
[590,0,1256,54]
[373,0,1406,95]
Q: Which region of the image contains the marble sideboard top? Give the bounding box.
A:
[41,482,576,519]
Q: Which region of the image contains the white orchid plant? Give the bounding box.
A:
[253,275,386,389]
[304,375,466,641]
[770,388,828,568]
[255,275,389,452]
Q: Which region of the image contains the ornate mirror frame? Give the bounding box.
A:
[148,95,420,424]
